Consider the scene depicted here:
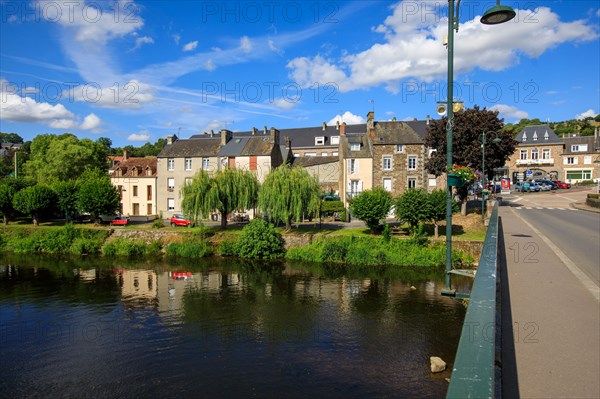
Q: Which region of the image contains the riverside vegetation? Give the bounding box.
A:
[0,219,474,267]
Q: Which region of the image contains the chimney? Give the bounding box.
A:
[263,125,268,135]
[367,111,374,132]
[123,149,129,160]
[270,127,280,146]
[210,130,214,137]
[167,135,174,145]
[252,127,257,135]
[392,117,396,122]
[322,122,327,131]
[220,129,231,146]
[340,122,346,136]
[336,121,340,130]
[426,114,430,125]
[285,136,292,150]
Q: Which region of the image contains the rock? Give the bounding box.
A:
[410,286,417,290]
[430,356,446,373]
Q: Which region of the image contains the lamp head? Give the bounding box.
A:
[481,2,516,25]
[492,138,502,143]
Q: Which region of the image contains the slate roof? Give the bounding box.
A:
[404,120,432,140]
[372,121,425,144]
[113,157,157,177]
[158,137,222,158]
[562,135,600,154]
[340,133,373,158]
[515,125,562,145]
[291,156,338,167]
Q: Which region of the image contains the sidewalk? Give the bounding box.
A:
[498,206,600,398]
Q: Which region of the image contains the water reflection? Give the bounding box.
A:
[0,254,469,398]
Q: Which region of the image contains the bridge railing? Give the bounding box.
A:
[446,202,499,399]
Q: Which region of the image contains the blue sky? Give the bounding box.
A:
[1,0,599,147]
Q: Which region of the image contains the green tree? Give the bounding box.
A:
[350,187,392,233]
[181,168,259,229]
[236,219,285,259]
[0,183,15,225]
[52,181,80,220]
[77,173,120,222]
[427,189,449,239]
[12,185,56,226]
[395,188,431,234]
[259,166,321,229]
[24,134,109,183]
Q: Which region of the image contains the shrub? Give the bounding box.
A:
[382,224,391,242]
[350,188,392,233]
[165,240,211,258]
[236,219,284,259]
[320,238,350,263]
[218,239,239,257]
[70,237,103,255]
[152,219,164,229]
[102,239,147,257]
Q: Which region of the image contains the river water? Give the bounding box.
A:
[0,254,469,398]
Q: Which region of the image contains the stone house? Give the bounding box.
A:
[338,122,373,206]
[560,131,600,182]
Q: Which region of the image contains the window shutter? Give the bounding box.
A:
[358,180,363,192]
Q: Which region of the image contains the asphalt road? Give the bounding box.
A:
[504,188,600,285]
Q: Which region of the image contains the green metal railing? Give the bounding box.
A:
[446,203,499,399]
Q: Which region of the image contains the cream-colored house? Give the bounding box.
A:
[339,123,374,207]
[110,152,158,220]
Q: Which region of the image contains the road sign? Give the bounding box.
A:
[526,170,532,176]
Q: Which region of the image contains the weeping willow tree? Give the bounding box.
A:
[181,169,259,229]
[259,165,321,230]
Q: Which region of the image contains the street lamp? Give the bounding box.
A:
[481,132,502,220]
[442,0,515,295]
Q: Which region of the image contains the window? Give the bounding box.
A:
[117,185,123,198]
[531,149,539,160]
[147,185,152,201]
[167,158,174,171]
[544,131,549,140]
[132,168,138,177]
[542,149,550,159]
[321,152,328,156]
[305,152,316,157]
[520,150,527,160]
[408,155,417,170]
[395,144,404,153]
[147,204,152,215]
[167,178,175,191]
[533,132,538,141]
[350,143,360,151]
[571,145,579,152]
[293,153,300,157]
[572,144,588,152]
[185,177,192,186]
[349,159,358,174]
[350,180,360,194]
[202,158,210,171]
[185,158,192,170]
[522,133,527,142]
[428,178,437,187]
[332,151,339,156]
[383,178,392,192]
[132,185,138,197]
[315,137,325,145]
[428,148,436,157]
[132,203,139,216]
[584,156,592,165]
[382,156,392,170]
[167,198,175,211]
[565,157,577,165]
[331,136,340,145]
[146,168,152,176]
[566,170,592,180]
[408,178,417,188]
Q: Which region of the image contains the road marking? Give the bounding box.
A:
[510,208,599,302]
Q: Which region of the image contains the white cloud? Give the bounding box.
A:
[80,113,101,130]
[132,36,154,51]
[183,40,199,52]
[1,79,76,126]
[37,0,144,44]
[490,104,529,120]
[68,80,155,109]
[271,97,298,110]
[128,130,151,142]
[575,108,598,120]
[328,111,366,125]
[287,3,598,92]
[240,36,252,53]
[268,39,283,55]
[172,34,181,45]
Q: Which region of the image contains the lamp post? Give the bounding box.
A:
[481,132,502,220]
[443,0,515,294]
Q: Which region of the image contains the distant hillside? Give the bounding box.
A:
[503,115,600,138]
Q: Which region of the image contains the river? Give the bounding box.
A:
[0,254,469,398]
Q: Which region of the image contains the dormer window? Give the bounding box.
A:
[331,136,340,145]
[522,133,527,142]
[396,144,404,153]
[350,143,360,151]
[533,132,538,141]
[132,167,138,177]
[315,137,325,145]
[544,131,549,140]
[146,168,152,176]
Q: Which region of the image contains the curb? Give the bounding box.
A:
[571,202,600,213]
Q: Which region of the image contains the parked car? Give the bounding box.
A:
[170,214,193,227]
[110,216,129,226]
[468,183,483,196]
[552,180,571,189]
[515,181,533,192]
[527,181,542,192]
[537,179,558,190]
[484,183,501,194]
